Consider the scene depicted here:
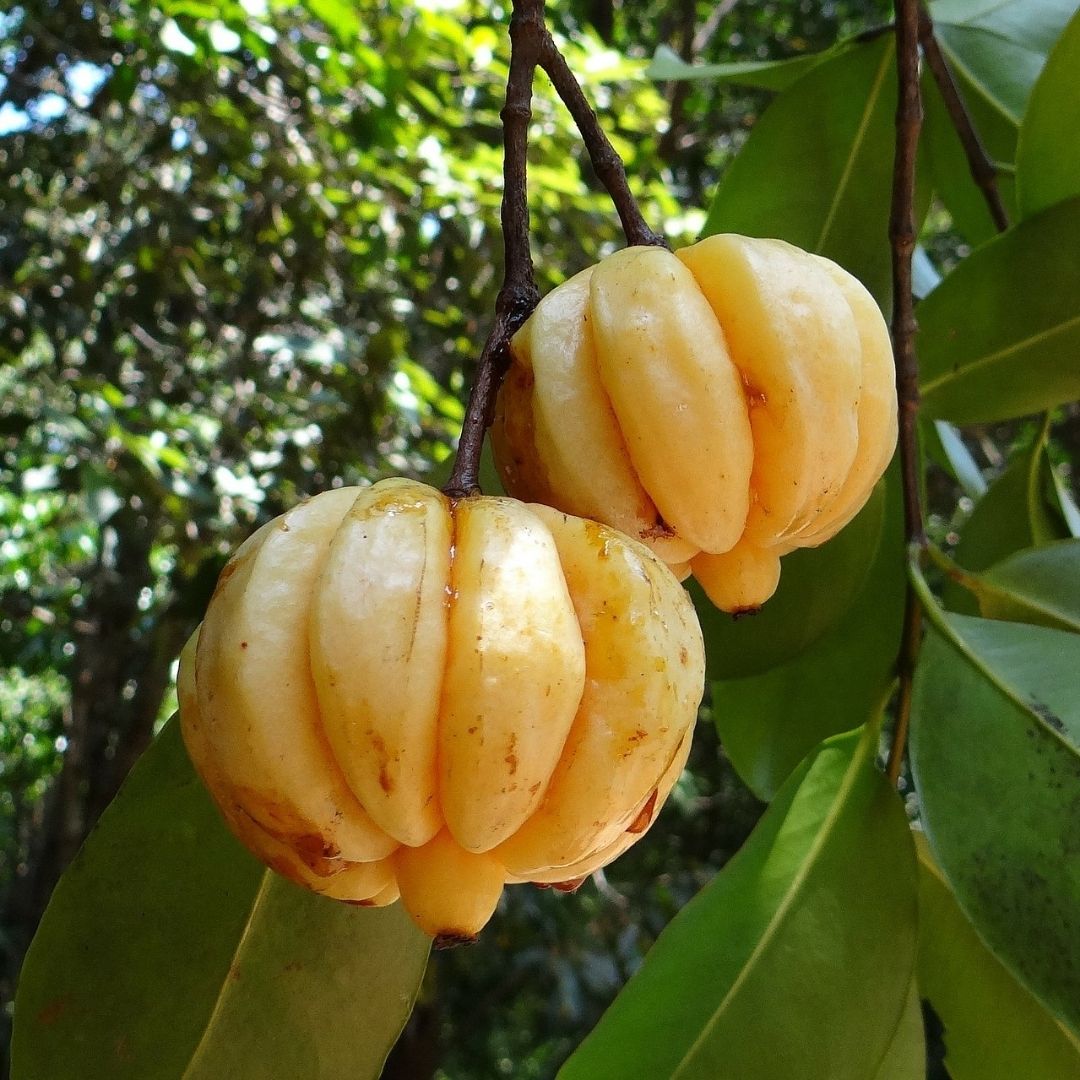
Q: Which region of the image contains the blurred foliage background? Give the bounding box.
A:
[1,0,902,1074]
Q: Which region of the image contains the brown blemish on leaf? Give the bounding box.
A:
[626,789,658,834]
[114,1035,134,1062]
[35,995,72,1027]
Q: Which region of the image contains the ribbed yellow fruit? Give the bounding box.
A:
[491,235,898,612]
[178,478,704,941]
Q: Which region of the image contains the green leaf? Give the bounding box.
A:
[694,482,885,680]
[1017,9,1080,218]
[645,43,836,91]
[945,422,1073,614]
[915,833,1080,1079]
[973,539,1080,631]
[713,472,904,801]
[919,198,1080,422]
[704,35,926,304]
[12,721,429,1080]
[559,726,918,1080]
[910,612,1080,1035]
[873,980,926,1080]
[928,419,987,499]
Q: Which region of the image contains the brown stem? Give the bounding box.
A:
[442,0,544,498]
[885,0,926,787]
[918,6,1010,233]
[538,37,668,248]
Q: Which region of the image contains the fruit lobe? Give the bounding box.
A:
[179,479,704,939]
[491,234,898,612]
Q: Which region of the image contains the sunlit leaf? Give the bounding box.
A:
[560,726,917,1080]
[646,43,836,90]
[12,721,430,1080]
[910,611,1080,1035]
[873,980,925,1080]
[1016,9,1080,218]
[915,833,1080,1079]
[919,198,1080,422]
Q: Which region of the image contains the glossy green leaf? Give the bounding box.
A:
[646,42,836,90]
[915,833,1080,1079]
[714,472,904,801]
[560,726,917,1080]
[695,482,885,680]
[931,420,987,499]
[910,612,1080,1035]
[705,36,926,303]
[12,721,430,1080]
[1017,9,1080,218]
[923,0,1075,242]
[919,198,1080,422]
[974,540,1080,631]
[945,423,1074,614]
[873,981,926,1080]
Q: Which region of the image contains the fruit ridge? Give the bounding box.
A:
[491,234,898,612]
[179,478,705,940]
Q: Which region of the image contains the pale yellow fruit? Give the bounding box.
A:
[179,479,704,940]
[493,235,897,612]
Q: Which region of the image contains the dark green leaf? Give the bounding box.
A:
[12,722,430,1080]
[714,471,904,801]
[1017,9,1080,218]
[915,833,1080,1078]
[910,613,1080,1035]
[695,482,885,680]
[919,198,1080,422]
[560,726,917,1080]
[705,36,927,304]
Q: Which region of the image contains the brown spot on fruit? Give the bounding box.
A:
[626,789,658,834]
[505,732,518,776]
[378,763,393,794]
[551,876,587,894]
[240,641,248,650]
[640,518,676,540]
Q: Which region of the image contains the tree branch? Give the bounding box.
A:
[538,37,668,248]
[442,0,544,498]
[918,6,1010,233]
[886,0,926,787]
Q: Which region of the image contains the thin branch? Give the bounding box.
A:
[442,0,544,498]
[538,37,668,248]
[886,0,926,787]
[918,6,1010,232]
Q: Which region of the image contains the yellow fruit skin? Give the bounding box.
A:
[493,235,897,611]
[178,480,704,938]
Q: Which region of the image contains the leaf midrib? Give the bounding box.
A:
[814,44,891,255]
[668,733,873,1078]
[180,870,274,1079]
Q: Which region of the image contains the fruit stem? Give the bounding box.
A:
[918,5,1010,233]
[537,40,668,249]
[885,0,925,788]
[443,0,544,498]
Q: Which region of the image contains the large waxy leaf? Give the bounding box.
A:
[695,482,885,680]
[922,0,1075,243]
[973,540,1080,632]
[704,35,925,304]
[12,721,430,1080]
[944,422,1075,615]
[873,981,925,1080]
[1017,9,1080,218]
[915,834,1080,1079]
[918,198,1080,423]
[559,726,918,1080]
[646,42,838,91]
[910,612,1080,1035]
[714,473,904,801]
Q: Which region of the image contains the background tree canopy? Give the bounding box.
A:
[3,1,1078,1078]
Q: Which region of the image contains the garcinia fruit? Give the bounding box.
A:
[178,478,704,942]
[491,234,898,612]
